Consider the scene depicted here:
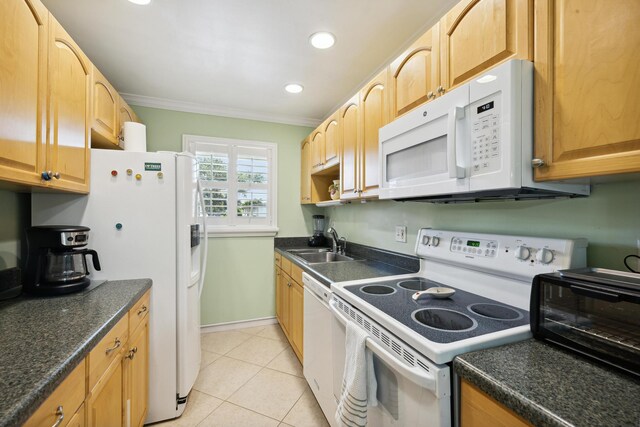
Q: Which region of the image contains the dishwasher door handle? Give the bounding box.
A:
[330,299,439,393]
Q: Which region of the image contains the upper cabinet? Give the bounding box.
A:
[323,112,340,168]
[47,14,91,193]
[310,128,324,173]
[533,0,640,180]
[300,137,312,204]
[91,65,120,149]
[440,0,532,92]
[339,95,360,199]
[119,94,139,124]
[389,23,441,119]
[0,0,48,188]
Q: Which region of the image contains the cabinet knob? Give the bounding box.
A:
[437,86,446,95]
[52,172,60,179]
[41,171,53,181]
[427,91,436,100]
[531,158,546,168]
[137,305,148,316]
[105,338,122,354]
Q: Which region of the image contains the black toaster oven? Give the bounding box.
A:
[531,268,640,377]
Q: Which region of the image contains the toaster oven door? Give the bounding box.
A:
[531,274,640,377]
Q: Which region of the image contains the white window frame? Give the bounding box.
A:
[183,134,279,237]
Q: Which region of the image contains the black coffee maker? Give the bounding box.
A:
[24,226,101,295]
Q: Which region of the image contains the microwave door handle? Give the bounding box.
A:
[447,106,466,179]
[329,299,439,393]
[569,284,621,302]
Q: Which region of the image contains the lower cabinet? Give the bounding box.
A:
[274,253,304,363]
[25,290,150,427]
[460,379,532,427]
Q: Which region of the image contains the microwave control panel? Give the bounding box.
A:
[471,97,501,175]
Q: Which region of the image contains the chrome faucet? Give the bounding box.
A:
[327,227,346,254]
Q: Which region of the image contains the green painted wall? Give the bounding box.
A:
[0,190,30,270]
[323,178,640,271]
[133,106,316,325]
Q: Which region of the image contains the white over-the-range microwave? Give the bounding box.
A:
[378,59,589,202]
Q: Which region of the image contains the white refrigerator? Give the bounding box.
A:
[32,149,208,424]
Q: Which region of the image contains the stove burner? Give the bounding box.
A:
[360,285,396,295]
[412,308,477,332]
[398,278,432,291]
[468,303,523,320]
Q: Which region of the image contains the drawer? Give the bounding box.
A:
[67,404,85,427]
[88,314,128,391]
[274,252,282,267]
[281,256,292,276]
[290,263,304,287]
[129,290,150,335]
[25,360,86,427]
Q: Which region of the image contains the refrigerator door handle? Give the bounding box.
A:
[196,180,209,298]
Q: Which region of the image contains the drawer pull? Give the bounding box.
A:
[137,305,148,316]
[105,338,121,354]
[127,346,138,360]
[52,406,64,427]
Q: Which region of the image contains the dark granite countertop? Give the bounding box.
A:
[454,339,640,427]
[0,279,151,427]
[274,238,419,286]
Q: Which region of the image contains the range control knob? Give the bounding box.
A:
[432,237,440,247]
[422,235,430,245]
[514,246,531,260]
[536,248,554,264]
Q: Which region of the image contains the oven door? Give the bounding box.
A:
[331,298,451,427]
[379,84,470,200]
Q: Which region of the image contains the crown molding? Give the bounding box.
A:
[121,93,321,128]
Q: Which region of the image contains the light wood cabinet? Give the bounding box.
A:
[274,255,304,362]
[90,65,120,149]
[47,14,91,193]
[358,69,389,198]
[440,0,532,92]
[389,23,441,119]
[460,379,532,427]
[339,95,360,200]
[533,0,640,180]
[125,315,149,427]
[87,356,124,427]
[310,128,324,173]
[118,94,139,125]
[323,112,340,168]
[0,0,48,188]
[300,137,312,203]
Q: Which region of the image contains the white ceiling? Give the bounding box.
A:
[42,0,457,126]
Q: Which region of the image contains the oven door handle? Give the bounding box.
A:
[330,299,438,392]
[447,106,466,179]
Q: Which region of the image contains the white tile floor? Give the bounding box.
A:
[154,324,330,427]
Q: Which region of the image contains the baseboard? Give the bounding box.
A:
[200,316,278,334]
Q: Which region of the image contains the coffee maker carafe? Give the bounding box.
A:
[24,226,101,295]
[308,215,327,247]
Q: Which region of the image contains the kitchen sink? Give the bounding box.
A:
[293,251,358,264]
[286,248,331,254]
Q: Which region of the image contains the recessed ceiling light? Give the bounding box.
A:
[309,32,335,49]
[285,84,304,94]
[128,0,151,5]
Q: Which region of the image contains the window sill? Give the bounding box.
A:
[204,226,279,238]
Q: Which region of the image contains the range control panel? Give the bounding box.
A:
[415,229,588,282]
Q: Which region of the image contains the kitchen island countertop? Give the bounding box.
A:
[454,339,640,427]
[0,279,151,427]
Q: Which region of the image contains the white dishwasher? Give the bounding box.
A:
[303,272,337,426]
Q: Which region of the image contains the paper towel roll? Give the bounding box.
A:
[123,122,147,152]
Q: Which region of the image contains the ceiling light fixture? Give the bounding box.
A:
[285,84,304,94]
[128,0,151,5]
[309,32,336,49]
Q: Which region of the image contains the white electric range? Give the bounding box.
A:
[330,228,587,427]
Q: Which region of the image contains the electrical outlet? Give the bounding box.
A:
[395,225,407,243]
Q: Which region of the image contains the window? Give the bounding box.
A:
[183,135,278,236]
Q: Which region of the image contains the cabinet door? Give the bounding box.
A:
[460,379,532,427]
[0,0,48,187]
[323,113,339,167]
[311,129,324,172]
[277,269,291,333]
[275,267,284,325]
[87,358,124,427]
[48,15,90,193]
[533,0,640,180]
[91,65,119,147]
[340,95,360,199]
[67,405,86,427]
[389,23,440,119]
[440,0,532,91]
[300,138,312,203]
[126,318,149,427]
[359,69,389,197]
[119,95,136,124]
[289,280,304,362]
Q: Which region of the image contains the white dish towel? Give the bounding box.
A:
[335,322,377,427]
